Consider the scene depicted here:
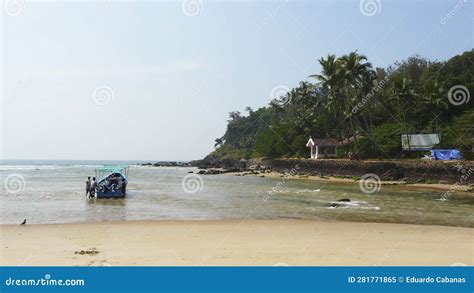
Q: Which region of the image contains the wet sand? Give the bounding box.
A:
[1,220,472,266]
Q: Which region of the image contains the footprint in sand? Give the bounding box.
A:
[88,260,111,266]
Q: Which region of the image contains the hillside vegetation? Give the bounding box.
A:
[209,50,474,163]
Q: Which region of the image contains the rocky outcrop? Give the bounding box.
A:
[259,158,474,184]
[140,161,192,167]
[187,155,474,184]
[330,198,351,208]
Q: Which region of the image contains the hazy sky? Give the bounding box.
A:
[1,0,472,161]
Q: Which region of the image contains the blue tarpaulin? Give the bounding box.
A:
[431,149,462,160]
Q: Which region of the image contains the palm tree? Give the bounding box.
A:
[340,51,372,85]
[357,69,378,134]
[310,54,346,139]
[387,74,417,123]
[386,74,418,149]
[421,79,448,132]
[339,52,374,138]
[310,52,375,141]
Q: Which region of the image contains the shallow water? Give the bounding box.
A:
[1,160,473,227]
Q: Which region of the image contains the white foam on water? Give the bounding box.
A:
[0,164,103,171]
[325,200,380,211]
[295,188,322,194]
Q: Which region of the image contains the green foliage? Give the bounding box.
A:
[439,110,474,155]
[353,138,378,159]
[210,145,250,161]
[371,123,414,157]
[211,50,474,161]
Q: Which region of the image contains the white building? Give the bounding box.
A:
[306,137,339,159]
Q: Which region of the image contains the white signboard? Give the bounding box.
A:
[401,134,440,150]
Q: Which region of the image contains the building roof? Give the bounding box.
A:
[306,137,340,147]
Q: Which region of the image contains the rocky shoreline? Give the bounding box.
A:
[138,158,474,190]
[189,157,474,187]
[139,161,193,167]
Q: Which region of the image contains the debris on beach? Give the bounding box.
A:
[75,248,99,256]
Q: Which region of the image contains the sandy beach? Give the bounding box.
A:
[1,220,472,266]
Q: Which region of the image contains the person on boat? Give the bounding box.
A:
[90,177,97,198]
[85,177,91,197]
[103,179,114,192]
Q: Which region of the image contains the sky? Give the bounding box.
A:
[1,0,472,161]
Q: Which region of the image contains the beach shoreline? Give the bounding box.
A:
[1,220,472,266]
[190,157,474,193]
[241,171,473,193]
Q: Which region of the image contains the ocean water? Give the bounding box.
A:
[1,160,473,227]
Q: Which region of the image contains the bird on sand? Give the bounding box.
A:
[20,219,26,225]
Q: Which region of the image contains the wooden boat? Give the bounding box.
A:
[94,165,129,198]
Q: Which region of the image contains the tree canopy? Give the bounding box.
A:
[210,50,474,162]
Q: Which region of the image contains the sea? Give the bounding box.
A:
[1,160,473,227]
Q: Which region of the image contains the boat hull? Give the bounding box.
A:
[96,189,125,199]
[95,172,127,199]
